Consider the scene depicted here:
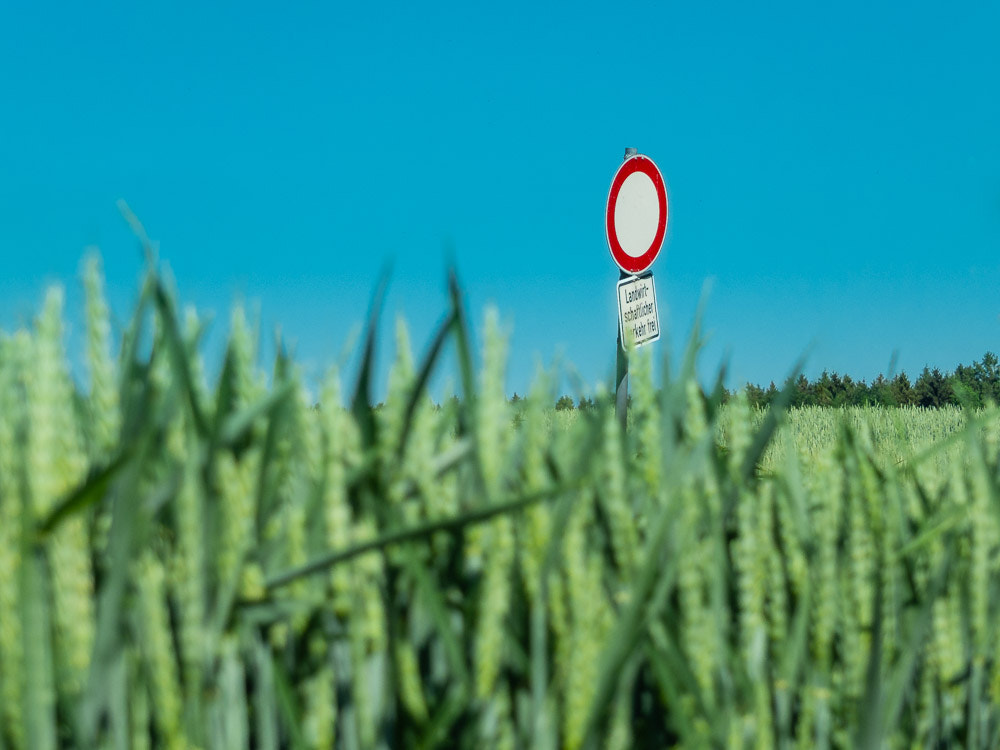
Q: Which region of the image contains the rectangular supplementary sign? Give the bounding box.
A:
[617,273,660,348]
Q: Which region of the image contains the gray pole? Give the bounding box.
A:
[614,271,629,430]
[615,147,638,430]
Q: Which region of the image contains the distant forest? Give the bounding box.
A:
[541,351,1000,411]
[732,351,1000,409]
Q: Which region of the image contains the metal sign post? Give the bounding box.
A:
[606,147,668,430]
[615,268,630,429]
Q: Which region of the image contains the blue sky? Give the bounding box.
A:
[2,1,998,398]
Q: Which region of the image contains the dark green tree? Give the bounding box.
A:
[792,374,813,407]
[953,363,983,408]
[870,374,892,406]
[764,381,779,407]
[914,367,954,408]
[979,352,1000,401]
[744,383,767,409]
[966,351,1000,405]
[814,371,834,407]
[890,373,915,406]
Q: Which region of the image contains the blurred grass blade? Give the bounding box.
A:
[395,308,456,460]
[35,448,131,538]
[740,355,805,481]
[855,545,885,748]
[20,547,56,750]
[105,652,129,750]
[351,266,391,450]
[408,559,470,688]
[271,655,307,750]
[722,355,805,523]
[429,437,472,477]
[152,277,209,436]
[210,342,238,440]
[254,342,293,533]
[645,623,706,744]
[580,484,683,746]
[704,358,730,419]
[880,546,953,737]
[417,687,468,750]
[265,478,583,590]
[251,634,279,750]
[530,475,592,749]
[676,280,711,382]
[80,431,154,742]
[116,199,157,266]
[117,272,154,410]
[447,268,476,416]
[218,378,295,449]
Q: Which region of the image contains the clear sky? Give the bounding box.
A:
[2,1,998,398]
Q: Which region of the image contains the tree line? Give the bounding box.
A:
[731,351,1000,409]
[535,351,1000,411]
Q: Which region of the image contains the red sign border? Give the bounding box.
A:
[605,154,668,275]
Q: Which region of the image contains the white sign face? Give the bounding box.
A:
[614,171,660,258]
[617,274,660,348]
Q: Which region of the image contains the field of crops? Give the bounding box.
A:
[4,256,1000,749]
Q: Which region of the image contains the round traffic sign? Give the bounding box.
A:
[605,154,668,275]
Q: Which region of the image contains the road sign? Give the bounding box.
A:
[606,154,668,275]
[617,273,660,347]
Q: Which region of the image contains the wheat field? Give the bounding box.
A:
[1,255,1000,749]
